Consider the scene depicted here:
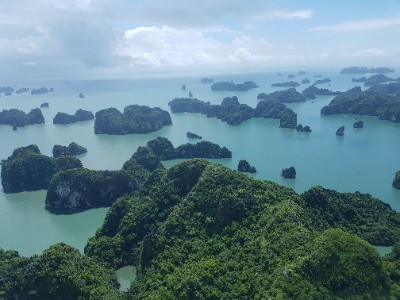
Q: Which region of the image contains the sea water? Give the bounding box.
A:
[1,69,400,256]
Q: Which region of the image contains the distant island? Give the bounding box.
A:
[281,166,296,178]
[341,66,395,74]
[301,78,310,84]
[237,159,256,173]
[321,87,400,123]
[201,78,214,83]
[31,87,54,95]
[296,124,312,132]
[352,74,395,86]
[211,81,259,91]
[313,78,331,85]
[0,108,45,127]
[0,86,13,94]
[94,105,172,135]
[40,102,49,108]
[353,120,364,129]
[393,171,400,190]
[53,109,94,124]
[187,132,202,139]
[302,85,341,99]
[271,81,300,87]
[1,145,82,193]
[16,88,29,94]
[52,142,88,158]
[336,126,345,136]
[288,74,295,78]
[257,87,306,103]
[78,92,85,98]
[169,96,297,128]
[298,70,306,75]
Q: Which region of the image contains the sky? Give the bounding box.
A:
[1,0,400,80]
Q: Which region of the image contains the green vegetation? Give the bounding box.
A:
[53,142,88,158]
[321,88,400,123]
[281,166,296,178]
[0,243,122,299]
[53,109,94,124]
[254,99,297,128]
[257,87,306,103]
[94,105,172,135]
[0,108,45,127]
[1,145,82,193]
[210,81,258,91]
[369,82,400,94]
[393,171,400,190]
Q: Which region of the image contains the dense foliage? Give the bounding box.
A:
[257,87,306,103]
[321,88,400,123]
[1,145,82,193]
[53,109,94,124]
[393,171,400,190]
[94,105,172,135]
[237,159,256,173]
[281,166,296,178]
[84,159,400,299]
[52,142,88,158]
[270,81,300,87]
[369,82,400,94]
[0,108,45,127]
[341,66,395,74]
[253,100,297,128]
[210,81,258,91]
[0,243,122,299]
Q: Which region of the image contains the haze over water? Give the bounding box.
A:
[1,69,400,256]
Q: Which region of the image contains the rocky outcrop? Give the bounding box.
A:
[254,100,297,129]
[40,102,49,108]
[336,126,345,136]
[78,93,85,98]
[393,171,400,190]
[52,142,88,158]
[16,88,29,94]
[301,78,310,84]
[296,124,312,132]
[53,109,94,124]
[1,145,82,193]
[281,166,296,179]
[353,120,364,129]
[237,160,256,173]
[45,169,138,211]
[0,108,45,127]
[302,85,341,99]
[257,88,306,103]
[94,105,172,135]
[31,87,54,95]
[187,132,202,139]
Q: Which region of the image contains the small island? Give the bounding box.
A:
[95,105,172,135]
[341,66,395,74]
[0,108,45,128]
[353,74,394,86]
[257,87,306,103]
[393,171,400,190]
[0,86,13,94]
[40,102,49,108]
[211,81,259,92]
[302,85,341,99]
[298,70,306,75]
[281,166,296,179]
[181,85,186,91]
[237,159,256,173]
[16,88,29,94]
[301,78,310,84]
[78,92,85,98]
[187,132,202,139]
[53,109,94,124]
[270,81,300,87]
[31,87,54,95]
[200,78,214,83]
[296,124,312,132]
[1,145,82,193]
[5,91,12,96]
[52,142,88,158]
[288,74,295,79]
[353,120,364,129]
[336,126,345,136]
[313,78,331,85]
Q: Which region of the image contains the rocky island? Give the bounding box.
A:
[353,120,364,128]
[94,105,172,135]
[78,92,85,98]
[253,100,297,128]
[31,87,54,95]
[40,102,49,108]
[187,132,202,139]
[257,87,306,103]
[16,88,29,94]
[52,142,88,158]
[281,166,296,178]
[296,124,312,132]
[0,86,13,95]
[341,66,395,74]
[211,81,259,91]
[352,74,395,86]
[313,78,331,85]
[336,126,345,136]
[368,82,400,94]
[53,109,94,124]
[0,108,45,127]
[270,81,300,87]
[302,85,341,99]
[237,159,256,173]
[321,87,400,123]
[301,78,310,84]
[201,77,214,83]
[1,145,82,193]
[393,171,400,190]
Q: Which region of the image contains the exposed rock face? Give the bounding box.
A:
[353,120,364,128]
[52,142,88,158]
[94,105,172,135]
[45,169,138,211]
[0,108,45,127]
[1,145,82,193]
[281,166,296,179]
[336,126,345,136]
[237,159,256,173]
[53,109,94,124]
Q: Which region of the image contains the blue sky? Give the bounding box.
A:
[1,0,400,80]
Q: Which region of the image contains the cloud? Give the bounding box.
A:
[254,9,313,21]
[310,17,400,32]
[117,26,273,67]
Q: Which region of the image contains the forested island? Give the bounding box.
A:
[3,159,400,298]
[321,87,400,123]
[169,96,297,128]
[270,81,300,87]
[313,78,331,85]
[15,88,29,94]
[369,82,400,94]
[237,159,256,173]
[52,142,88,158]
[187,132,202,139]
[336,126,345,136]
[1,145,82,193]
[40,102,49,108]
[296,124,312,132]
[353,120,364,128]
[31,87,54,95]
[53,109,94,124]
[0,108,44,127]
[341,66,395,74]
[352,74,395,86]
[257,87,306,103]
[281,166,296,178]
[302,85,341,99]
[94,105,172,135]
[211,81,259,91]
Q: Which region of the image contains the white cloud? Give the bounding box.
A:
[310,17,400,32]
[118,26,273,67]
[254,9,313,20]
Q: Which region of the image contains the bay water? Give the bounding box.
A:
[1,69,400,256]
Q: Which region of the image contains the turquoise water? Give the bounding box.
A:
[116,266,136,292]
[1,70,400,256]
